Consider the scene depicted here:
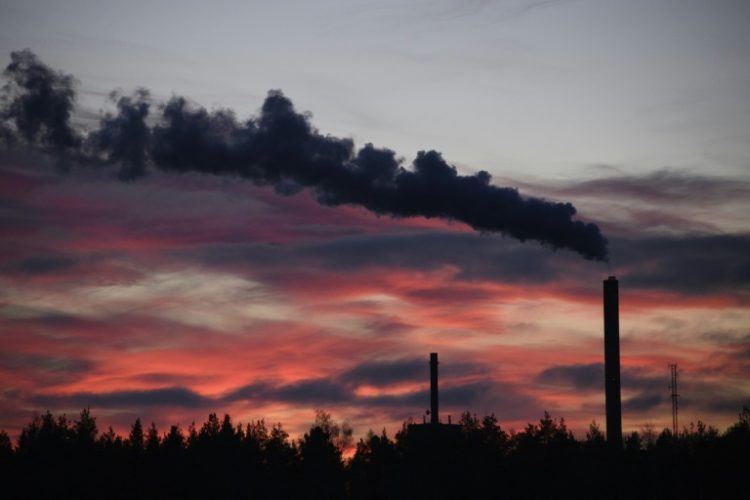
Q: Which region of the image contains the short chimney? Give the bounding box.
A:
[430,353,439,425]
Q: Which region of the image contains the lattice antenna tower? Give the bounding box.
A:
[669,364,679,436]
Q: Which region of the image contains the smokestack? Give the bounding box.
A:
[603,276,622,448]
[430,352,439,425]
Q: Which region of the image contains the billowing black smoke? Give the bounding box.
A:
[0,49,80,151]
[1,50,608,260]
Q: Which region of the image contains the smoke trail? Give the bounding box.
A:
[0,49,80,151]
[0,50,608,260]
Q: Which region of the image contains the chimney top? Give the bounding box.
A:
[607,275,617,281]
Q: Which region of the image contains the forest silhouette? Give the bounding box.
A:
[1,407,748,499]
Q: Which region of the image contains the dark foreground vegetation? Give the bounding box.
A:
[1,408,748,499]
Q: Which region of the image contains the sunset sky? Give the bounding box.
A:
[1,0,748,442]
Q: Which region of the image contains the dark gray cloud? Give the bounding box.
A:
[358,380,540,421]
[535,363,603,390]
[362,316,413,335]
[275,378,350,404]
[340,357,488,387]
[224,379,349,405]
[225,377,423,407]
[224,360,492,410]
[356,382,492,409]
[536,363,664,392]
[0,352,93,375]
[731,342,750,362]
[506,169,750,236]
[440,381,492,407]
[556,169,750,207]
[23,365,538,422]
[611,234,750,295]
[188,230,574,284]
[4,254,77,275]
[340,359,427,387]
[404,285,496,304]
[695,396,750,414]
[623,393,663,412]
[224,378,406,407]
[222,359,529,420]
[538,362,750,418]
[185,228,750,297]
[31,387,212,409]
[0,50,608,260]
[129,372,215,385]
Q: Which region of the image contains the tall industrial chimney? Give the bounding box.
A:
[603,276,623,448]
[430,352,439,425]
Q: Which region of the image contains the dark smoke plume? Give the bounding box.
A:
[1,49,80,151]
[0,50,608,260]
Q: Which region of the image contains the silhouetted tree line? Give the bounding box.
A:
[1,407,748,499]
